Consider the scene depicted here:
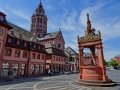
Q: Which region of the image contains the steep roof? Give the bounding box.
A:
[64,50,70,57]
[65,47,78,55]
[114,55,120,58]
[8,22,38,42]
[7,22,64,44]
[83,52,91,57]
[38,31,60,41]
[45,44,66,57]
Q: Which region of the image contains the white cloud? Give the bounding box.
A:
[104,50,120,61]
[6,5,30,22]
[18,23,30,30]
[1,0,119,60]
[0,2,30,22]
[65,42,78,52]
[79,1,120,41]
[78,1,120,60]
[0,2,31,31]
[79,2,107,26]
[47,0,120,60]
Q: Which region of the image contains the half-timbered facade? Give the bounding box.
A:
[0,1,67,79]
[45,45,66,74]
[1,22,47,78]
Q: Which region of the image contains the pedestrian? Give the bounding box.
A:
[48,69,51,76]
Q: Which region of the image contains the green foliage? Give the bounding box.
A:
[104,60,109,66]
[108,59,118,67]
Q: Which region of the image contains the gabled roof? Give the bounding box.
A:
[83,52,91,57]
[38,31,60,41]
[64,50,70,57]
[115,55,120,58]
[8,22,38,42]
[45,44,66,57]
[65,47,78,55]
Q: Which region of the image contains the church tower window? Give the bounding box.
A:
[30,1,47,38]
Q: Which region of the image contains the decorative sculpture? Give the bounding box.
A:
[77,13,116,86]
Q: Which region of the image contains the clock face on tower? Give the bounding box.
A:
[0,28,3,36]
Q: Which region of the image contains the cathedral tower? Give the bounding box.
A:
[31,1,47,37]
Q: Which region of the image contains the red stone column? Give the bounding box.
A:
[79,46,84,79]
[9,62,12,71]
[0,54,3,78]
[0,42,6,78]
[33,64,36,76]
[79,47,84,66]
[25,62,30,77]
[90,47,96,65]
[96,44,108,81]
[96,44,104,67]
[17,63,21,77]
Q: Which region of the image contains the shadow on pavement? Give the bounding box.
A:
[0,76,46,86]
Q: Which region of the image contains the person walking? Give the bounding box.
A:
[48,69,51,76]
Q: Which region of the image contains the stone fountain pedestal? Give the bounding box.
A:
[76,66,116,86]
[77,13,116,86]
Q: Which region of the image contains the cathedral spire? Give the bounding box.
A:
[40,0,41,4]
[39,0,42,7]
[85,13,92,36]
[30,0,47,37]
[87,13,90,21]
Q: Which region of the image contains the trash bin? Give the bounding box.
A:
[7,71,14,81]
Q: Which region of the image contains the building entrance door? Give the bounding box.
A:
[2,63,10,77]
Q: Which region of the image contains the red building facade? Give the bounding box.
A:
[45,45,66,74]
[65,47,79,72]
[114,55,120,64]
[1,22,47,78]
[0,2,66,79]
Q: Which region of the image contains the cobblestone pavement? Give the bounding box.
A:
[0,70,120,90]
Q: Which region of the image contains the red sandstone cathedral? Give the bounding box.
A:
[0,1,74,79]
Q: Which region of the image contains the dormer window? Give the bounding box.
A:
[11,31,14,35]
[19,34,22,38]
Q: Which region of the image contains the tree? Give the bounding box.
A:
[104,60,109,66]
[109,59,118,67]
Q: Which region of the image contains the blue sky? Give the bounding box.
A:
[0,0,120,61]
